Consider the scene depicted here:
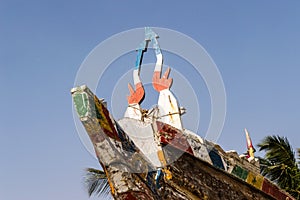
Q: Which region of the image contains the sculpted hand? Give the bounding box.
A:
[127,82,145,104]
[152,67,173,92]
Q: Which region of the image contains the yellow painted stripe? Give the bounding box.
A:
[94,96,113,133]
[157,150,167,166]
[103,167,115,195]
[246,171,264,190]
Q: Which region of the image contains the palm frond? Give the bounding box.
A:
[258,135,300,199]
[84,168,112,199]
[257,156,272,175]
[257,135,296,167]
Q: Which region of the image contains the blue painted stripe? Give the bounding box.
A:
[135,49,142,69]
[135,27,162,70]
[208,149,225,170]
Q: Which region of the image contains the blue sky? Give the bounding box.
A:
[1,1,300,199]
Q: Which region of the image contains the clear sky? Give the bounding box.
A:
[1,1,300,199]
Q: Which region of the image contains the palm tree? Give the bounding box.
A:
[84,168,112,199]
[258,135,300,199]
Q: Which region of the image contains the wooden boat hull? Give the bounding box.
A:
[72,85,294,200]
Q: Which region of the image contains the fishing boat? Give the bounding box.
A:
[71,28,294,200]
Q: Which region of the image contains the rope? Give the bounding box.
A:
[127,104,182,121]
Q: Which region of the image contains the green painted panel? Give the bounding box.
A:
[231,165,249,180]
[73,93,89,117]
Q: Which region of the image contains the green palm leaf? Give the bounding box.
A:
[258,135,296,167]
[258,135,300,199]
[84,168,112,199]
